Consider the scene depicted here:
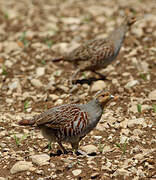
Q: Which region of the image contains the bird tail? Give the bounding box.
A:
[52,56,64,62]
[18,118,35,126]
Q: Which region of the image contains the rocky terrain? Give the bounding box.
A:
[0,0,156,179]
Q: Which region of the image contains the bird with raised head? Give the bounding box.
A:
[52,14,137,84]
[18,91,116,154]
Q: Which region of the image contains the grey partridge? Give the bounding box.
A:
[52,15,137,83]
[18,91,115,154]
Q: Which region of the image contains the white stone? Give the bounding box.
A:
[120,119,128,129]
[0,177,7,180]
[30,79,43,88]
[10,161,33,174]
[148,90,156,100]
[49,94,59,101]
[91,172,100,178]
[31,154,50,166]
[125,80,139,89]
[102,146,111,154]
[72,169,82,176]
[139,61,149,73]
[36,67,45,77]
[127,118,146,128]
[52,43,69,53]
[62,17,81,24]
[90,80,107,92]
[132,27,144,37]
[81,145,98,154]
[93,136,102,140]
[58,85,69,93]
[8,80,18,91]
[120,135,128,144]
[55,99,63,105]
[113,168,130,177]
[133,129,143,136]
[4,41,21,53]
[134,154,144,160]
[5,60,13,68]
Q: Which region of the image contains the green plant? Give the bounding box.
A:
[44,37,53,48]
[139,73,148,81]
[3,12,9,19]
[152,104,156,113]
[137,104,142,113]
[115,139,127,155]
[47,142,51,150]
[19,32,29,46]
[40,59,46,65]
[44,104,48,111]
[82,72,87,78]
[24,100,30,111]
[2,65,7,75]
[14,133,29,147]
[83,14,92,23]
[98,143,104,153]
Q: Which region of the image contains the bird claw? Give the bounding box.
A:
[75,150,88,157]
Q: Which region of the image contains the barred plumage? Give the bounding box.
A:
[19,91,115,154]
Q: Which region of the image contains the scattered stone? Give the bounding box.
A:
[127,118,146,128]
[5,60,13,68]
[113,168,130,177]
[55,99,63,105]
[91,172,100,179]
[81,145,98,154]
[102,146,111,154]
[134,154,144,160]
[49,94,59,101]
[120,135,128,144]
[125,80,139,89]
[133,129,143,136]
[93,136,102,140]
[90,80,107,92]
[30,79,43,88]
[148,90,156,100]
[31,154,50,166]
[0,178,7,180]
[36,67,45,77]
[10,161,33,174]
[4,41,21,53]
[8,79,20,91]
[72,169,82,176]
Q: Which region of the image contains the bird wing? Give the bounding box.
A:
[67,38,115,64]
[35,104,84,129]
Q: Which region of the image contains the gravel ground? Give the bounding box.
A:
[0,0,156,179]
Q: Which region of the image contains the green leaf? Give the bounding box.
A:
[47,142,51,150]
[24,100,30,111]
[123,139,127,155]
[2,65,7,75]
[19,32,29,46]
[152,104,156,113]
[137,104,142,113]
[14,134,20,147]
[140,73,148,81]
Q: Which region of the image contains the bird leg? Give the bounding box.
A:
[57,141,68,154]
[71,141,79,153]
[70,69,80,85]
[92,70,107,79]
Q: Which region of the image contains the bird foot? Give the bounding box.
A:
[75,150,88,156]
